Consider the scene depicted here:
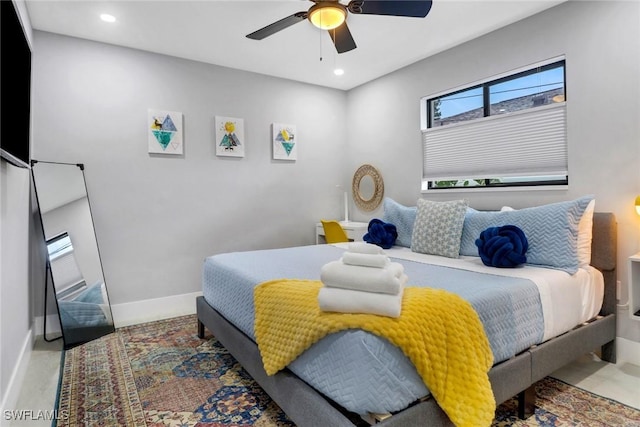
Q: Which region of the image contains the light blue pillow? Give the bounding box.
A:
[382,198,417,248]
[459,195,594,274]
[411,198,468,258]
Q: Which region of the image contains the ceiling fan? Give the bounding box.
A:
[246,0,433,54]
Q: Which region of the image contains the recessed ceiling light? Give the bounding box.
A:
[100,14,116,23]
[334,68,344,76]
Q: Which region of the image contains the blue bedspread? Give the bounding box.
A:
[202,244,544,415]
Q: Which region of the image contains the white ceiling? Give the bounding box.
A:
[25,0,566,90]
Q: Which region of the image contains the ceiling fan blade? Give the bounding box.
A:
[329,22,357,54]
[348,0,433,17]
[246,11,308,40]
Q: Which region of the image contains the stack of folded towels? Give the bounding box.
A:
[318,241,408,318]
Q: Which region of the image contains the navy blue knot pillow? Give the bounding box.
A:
[364,219,398,249]
[475,225,528,268]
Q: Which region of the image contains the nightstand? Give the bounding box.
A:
[316,221,368,244]
[628,253,640,320]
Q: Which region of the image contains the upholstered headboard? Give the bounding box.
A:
[591,212,617,316]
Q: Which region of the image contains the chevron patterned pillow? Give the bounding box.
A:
[459,195,594,274]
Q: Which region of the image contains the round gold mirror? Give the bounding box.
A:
[352,164,384,211]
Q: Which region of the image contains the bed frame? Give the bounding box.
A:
[196,212,617,427]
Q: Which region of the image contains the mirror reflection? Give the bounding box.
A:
[359,175,375,201]
[32,160,114,349]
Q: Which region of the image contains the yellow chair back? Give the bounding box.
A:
[321,220,349,244]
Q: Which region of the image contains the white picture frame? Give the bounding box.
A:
[272,123,297,161]
[215,116,245,157]
[148,109,183,155]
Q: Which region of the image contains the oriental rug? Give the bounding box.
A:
[55,314,640,426]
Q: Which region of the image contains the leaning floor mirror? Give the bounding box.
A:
[31,160,115,349]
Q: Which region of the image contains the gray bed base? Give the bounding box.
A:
[196,212,617,427]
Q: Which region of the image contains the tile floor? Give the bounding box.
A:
[550,352,640,409]
[5,338,63,427]
[4,339,640,427]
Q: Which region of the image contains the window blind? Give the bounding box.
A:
[422,103,567,181]
[50,251,84,291]
[47,232,85,295]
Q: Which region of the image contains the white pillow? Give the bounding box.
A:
[577,199,595,266]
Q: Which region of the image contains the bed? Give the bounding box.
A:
[196,200,617,427]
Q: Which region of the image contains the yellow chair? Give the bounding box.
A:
[321,220,349,244]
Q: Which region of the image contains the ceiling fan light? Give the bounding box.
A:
[309,3,347,30]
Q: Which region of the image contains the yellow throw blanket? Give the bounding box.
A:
[254,279,495,427]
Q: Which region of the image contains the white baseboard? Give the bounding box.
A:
[617,336,640,366]
[110,291,203,328]
[0,329,34,415]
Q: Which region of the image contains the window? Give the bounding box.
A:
[47,232,86,298]
[431,86,483,127]
[421,58,567,191]
[47,232,74,260]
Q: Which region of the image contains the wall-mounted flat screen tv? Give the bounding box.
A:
[1,0,32,169]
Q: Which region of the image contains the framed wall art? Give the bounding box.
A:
[148,109,183,155]
[272,123,297,161]
[215,116,245,157]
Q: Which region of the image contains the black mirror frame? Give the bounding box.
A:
[31,160,115,350]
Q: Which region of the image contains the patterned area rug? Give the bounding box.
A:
[56,314,640,426]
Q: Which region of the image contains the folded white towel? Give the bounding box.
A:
[320,260,406,294]
[341,252,390,268]
[347,241,385,255]
[318,286,404,318]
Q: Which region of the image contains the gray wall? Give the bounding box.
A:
[31,32,349,306]
[346,1,640,343]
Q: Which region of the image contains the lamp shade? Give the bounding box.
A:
[635,196,640,215]
[309,3,346,30]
